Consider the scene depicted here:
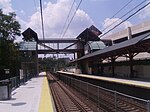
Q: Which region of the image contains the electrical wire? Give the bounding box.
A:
[102,0,147,32]
[102,0,134,27]
[100,1,150,38]
[111,0,134,18]
[61,0,83,38]
[40,0,45,41]
[60,0,75,37]
[90,0,134,45]
[39,0,46,57]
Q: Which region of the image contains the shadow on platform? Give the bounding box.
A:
[0,101,26,106]
[12,102,26,106]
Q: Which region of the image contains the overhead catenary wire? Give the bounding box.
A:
[39,0,46,57]
[89,0,134,46]
[102,0,147,32]
[60,0,76,59]
[39,0,45,41]
[100,1,150,38]
[60,0,75,37]
[102,0,134,27]
[61,0,83,38]
[110,0,134,18]
[89,0,135,45]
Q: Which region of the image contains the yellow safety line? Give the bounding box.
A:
[58,71,150,89]
[39,76,54,112]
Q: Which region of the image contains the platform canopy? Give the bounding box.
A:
[76,25,102,44]
[73,30,150,62]
[22,28,39,42]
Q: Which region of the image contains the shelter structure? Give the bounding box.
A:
[71,20,150,78]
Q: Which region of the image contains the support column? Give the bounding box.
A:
[36,45,39,77]
[127,27,132,40]
[129,54,134,78]
[76,41,84,58]
[127,53,138,78]
[57,43,59,58]
[35,43,39,76]
[111,57,116,77]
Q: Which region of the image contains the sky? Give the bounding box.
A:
[0,0,150,41]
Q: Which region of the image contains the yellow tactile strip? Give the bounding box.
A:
[58,71,150,89]
[38,76,54,112]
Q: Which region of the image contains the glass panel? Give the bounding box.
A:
[88,41,106,50]
[19,42,37,51]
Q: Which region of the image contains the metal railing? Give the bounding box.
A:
[0,73,33,91]
[58,74,149,112]
[9,76,20,90]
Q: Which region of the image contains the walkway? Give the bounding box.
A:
[0,72,55,112]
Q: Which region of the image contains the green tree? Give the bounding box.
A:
[0,9,21,79]
[0,9,21,40]
[38,57,68,72]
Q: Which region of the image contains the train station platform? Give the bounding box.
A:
[0,72,55,112]
[57,71,150,99]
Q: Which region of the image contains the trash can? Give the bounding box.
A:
[0,80,11,100]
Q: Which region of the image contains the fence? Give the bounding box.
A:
[0,73,33,91]
[58,74,150,112]
[9,76,20,90]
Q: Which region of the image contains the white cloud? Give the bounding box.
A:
[0,0,14,13]
[0,0,94,40]
[139,0,150,19]
[27,0,94,38]
[102,18,132,36]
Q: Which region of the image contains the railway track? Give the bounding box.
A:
[57,74,149,112]
[47,73,94,112]
[76,80,147,112]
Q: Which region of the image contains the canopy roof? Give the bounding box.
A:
[22,28,39,42]
[76,28,100,43]
[73,31,150,62]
